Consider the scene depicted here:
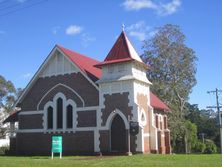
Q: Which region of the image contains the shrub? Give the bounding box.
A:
[0,145,9,155]
[193,141,206,153]
[204,139,217,154]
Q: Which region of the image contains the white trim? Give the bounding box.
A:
[43,101,54,131]
[17,129,43,133]
[40,51,78,78]
[57,47,99,91]
[14,46,58,107]
[105,109,129,130]
[124,33,143,63]
[76,106,98,111]
[139,109,147,127]
[37,83,84,110]
[94,129,100,152]
[43,92,77,132]
[67,99,77,129]
[17,127,97,133]
[14,45,99,107]
[18,110,44,115]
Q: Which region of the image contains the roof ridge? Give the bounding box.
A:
[57,44,100,63]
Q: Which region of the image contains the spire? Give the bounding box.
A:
[95,31,147,68]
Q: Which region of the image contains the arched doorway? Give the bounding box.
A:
[111,114,127,152]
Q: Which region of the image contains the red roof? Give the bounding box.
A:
[58,45,169,112]
[104,31,133,61]
[150,92,170,111]
[3,43,170,123]
[57,45,102,81]
[95,31,147,68]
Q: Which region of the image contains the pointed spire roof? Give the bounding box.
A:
[95,31,148,68]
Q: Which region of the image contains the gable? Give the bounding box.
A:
[40,50,78,78]
[15,45,99,108]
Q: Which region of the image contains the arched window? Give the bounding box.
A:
[57,98,63,129]
[47,106,53,129]
[44,93,76,132]
[66,105,73,129]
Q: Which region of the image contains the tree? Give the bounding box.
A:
[186,103,219,151]
[142,24,198,153]
[0,75,22,113]
[0,75,22,139]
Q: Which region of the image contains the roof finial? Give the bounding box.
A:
[122,23,125,32]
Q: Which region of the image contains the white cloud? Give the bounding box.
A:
[126,21,151,41]
[122,0,181,16]
[64,25,95,47]
[22,73,32,79]
[159,0,181,15]
[65,25,83,35]
[122,0,157,11]
[52,26,61,35]
[129,31,146,41]
[81,33,96,48]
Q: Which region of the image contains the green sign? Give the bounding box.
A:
[52,136,62,153]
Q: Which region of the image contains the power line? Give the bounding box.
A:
[0,0,32,11]
[207,88,222,153]
[0,0,48,17]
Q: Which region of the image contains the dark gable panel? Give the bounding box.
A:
[19,72,99,111]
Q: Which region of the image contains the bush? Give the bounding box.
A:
[0,145,9,155]
[204,139,217,154]
[193,141,206,153]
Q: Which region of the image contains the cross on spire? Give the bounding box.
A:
[122,23,125,32]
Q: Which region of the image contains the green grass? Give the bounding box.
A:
[0,154,222,167]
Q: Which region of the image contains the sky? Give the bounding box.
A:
[0,0,222,109]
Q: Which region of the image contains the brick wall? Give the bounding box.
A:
[18,114,43,129]
[19,73,99,111]
[77,110,97,127]
[101,92,133,126]
[16,131,94,155]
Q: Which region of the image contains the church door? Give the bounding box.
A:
[111,114,127,152]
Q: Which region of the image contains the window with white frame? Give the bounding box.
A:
[47,106,53,129]
[44,93,76,131]
[66,105,73,129]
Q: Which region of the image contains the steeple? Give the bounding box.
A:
[95,31,147,69]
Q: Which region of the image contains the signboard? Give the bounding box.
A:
[130,121,139,136]
[51,136,62,158]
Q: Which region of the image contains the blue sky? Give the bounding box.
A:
[0,0,222,109]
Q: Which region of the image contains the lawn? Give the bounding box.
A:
[0,154,222,167]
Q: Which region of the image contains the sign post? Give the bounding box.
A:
[51,136,62,159]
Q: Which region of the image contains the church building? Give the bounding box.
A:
[4,30,171,155]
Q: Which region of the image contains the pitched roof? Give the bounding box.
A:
[95,31,147,68]
[58,45,102,81]
[3,39,170,123]
[52,45,169,112]
[150,92,170,111]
